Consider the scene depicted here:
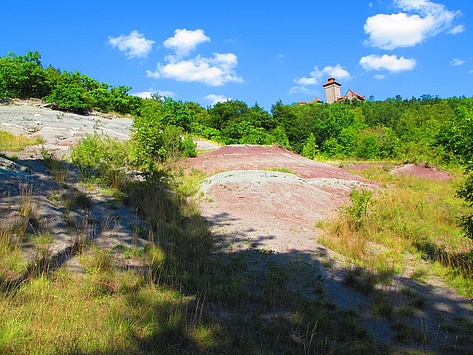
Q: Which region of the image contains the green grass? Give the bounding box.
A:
[318,163,473,349]
[321,165,473,297]
[0,138,404,353]
[265,167,298,175]
[0,130,43,151]
[0,228,28,281]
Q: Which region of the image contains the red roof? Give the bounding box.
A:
[322,77,341,87]
[346,89,365,101]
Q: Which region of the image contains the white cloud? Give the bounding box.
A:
[204,94,232,105]
[359,54,417,72]
[163,29,210,57]
[373,74,386,79]
[450,58,466,66]
[364,0,462,50]
[294,64,351,86]
[449,25,465,34]
[132,90,176,99]
[146,53,243,86]
[288,85,314,95]
[108,30,155,58]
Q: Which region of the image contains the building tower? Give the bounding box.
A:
[323,77,341,104]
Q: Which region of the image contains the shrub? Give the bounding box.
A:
[71,134,130,189]
[458,173,473,239]
[344,189,373,231]
[301,133,318,159]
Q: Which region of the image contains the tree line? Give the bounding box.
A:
[2,51,472,162]
[1,51,472,237]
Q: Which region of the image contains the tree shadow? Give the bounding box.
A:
[3,154,473,353]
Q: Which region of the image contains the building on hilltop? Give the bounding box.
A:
[323,77,341,104]
[299,97,322,105]
[322,77,365,104]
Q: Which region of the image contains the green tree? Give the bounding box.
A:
[301,133,318,159]
[267,126,291,148]
[208,100,249,130]
[0,51,49,99]
[438,105,473,239]
[45,71,91,113]
[132,100,196,168]
[161,97,193,131]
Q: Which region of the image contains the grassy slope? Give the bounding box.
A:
[1,131,473,353]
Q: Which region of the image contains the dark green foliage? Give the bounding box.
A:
[0,51,50,99]
[0,51,143,115]
[437,103,473,239]
[161,97,193,131]
[208,100,275,145]
[46,73,92,114]
[208,99,249,131]
[132,100,198,168]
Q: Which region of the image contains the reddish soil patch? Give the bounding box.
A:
[184,145,378,252]
[188,144,373,182]
[390,163,452,181]
[341,162,452,182]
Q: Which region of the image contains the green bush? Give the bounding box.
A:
[301,133,318,159]
[71,134,131,188]
[180,134,197,158]
[458,173,473,239]
[344,189,373,231]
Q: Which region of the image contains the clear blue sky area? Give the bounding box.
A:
[1,0,472,110]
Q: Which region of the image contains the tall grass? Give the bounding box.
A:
[0,135,391,354]
[0,228,28,282]
[320,166,473,297]
[0,130,43,151]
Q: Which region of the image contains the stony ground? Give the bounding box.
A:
[1,100,472,353]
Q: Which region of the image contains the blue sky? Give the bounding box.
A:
[1,0,471,110]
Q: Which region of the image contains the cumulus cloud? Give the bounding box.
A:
[294,64,351,86]
[146,53,243,86]
[132,90,176,99]
[108,30,155,58]
[290,64,350,95]
[146,29,243,87]
[359,54,417,72]
[373,74,386,80]
[163,29,210,57]
[364,0,463,50]
[204,94,232,105]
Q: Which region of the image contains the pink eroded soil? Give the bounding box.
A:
[184,145,378,252]
[342,162,452,182]
[188,144,371,181]
[390,163,452,181]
